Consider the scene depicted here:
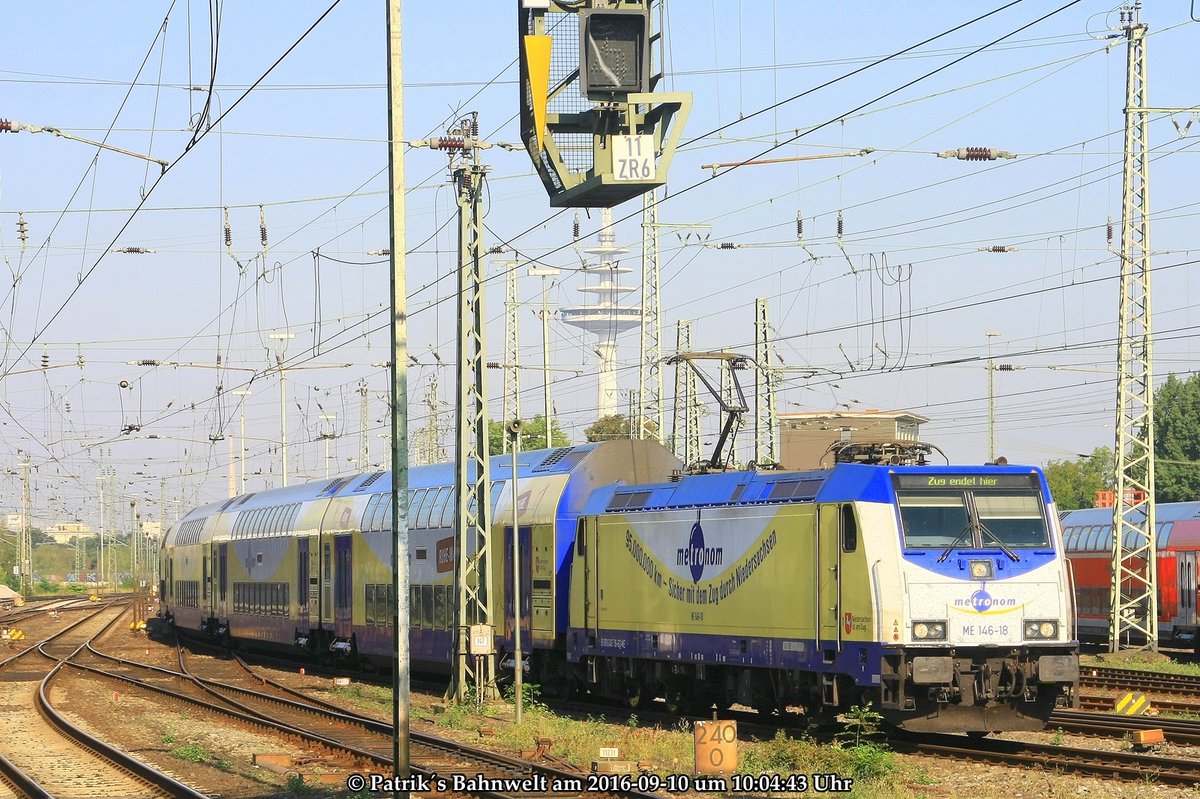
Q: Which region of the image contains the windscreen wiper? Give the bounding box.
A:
[937,523,975,563]
[978,521,1020,562]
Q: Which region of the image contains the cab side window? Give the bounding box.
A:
[841,504,858,553]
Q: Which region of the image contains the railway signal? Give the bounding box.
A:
[518,0,690,207]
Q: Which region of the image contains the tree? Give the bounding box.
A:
[1155,372,1200,503]
[1043,446,1114,510]
[487,414,569,454]
[584,414,637,442]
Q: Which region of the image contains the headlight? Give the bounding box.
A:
[1024,620,1059,640]
[912,620,947,640]
[969,559,994,580]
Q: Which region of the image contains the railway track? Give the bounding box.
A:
[1081,664,1200,695]
[74,635,665,799]
[891,730,1200,787]
[0,601,206,799]
[1049,708,1200,745]
[114,627,1200,793]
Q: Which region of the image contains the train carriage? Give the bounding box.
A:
[1061,501,1200,649]
[160,439,679,675]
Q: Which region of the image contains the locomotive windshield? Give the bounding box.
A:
[894,473,1049,551]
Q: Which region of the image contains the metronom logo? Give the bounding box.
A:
[677,521,723,583]
[954,590,1018,612]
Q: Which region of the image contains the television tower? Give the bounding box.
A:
[560,208,641,419]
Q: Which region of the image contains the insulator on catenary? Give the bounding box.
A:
[17,212,28,244]
[796,210,803,240]
[0,119,13,133]
[1106,216,1113,245]
[259,205,268,248]
[998,364,1016,371]
[939,146,1016,161]
[41,350,49,368]
[836,210,844,240]
[573,214,580,241]
[435,136,465,151]
[719,242,737,250]
[470,113,479,138]
[223,208,232,247]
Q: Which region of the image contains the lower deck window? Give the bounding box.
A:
[175,580,200,608]
[232,582,290,616]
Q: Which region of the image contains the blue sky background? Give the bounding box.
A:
[1,1,1197,527]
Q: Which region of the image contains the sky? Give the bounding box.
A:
[1,1,1198,530]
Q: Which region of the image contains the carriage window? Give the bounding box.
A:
[438,488,456,528]
[362,494,382,531]
[368,494,388,532]
[974,493,1049,548]
[383,495,395,531]
[434,584,448,628]
[429,487,451,529]
[410,490,429,528]
[897,494,969,548]
[421,584,434,628]
[286,503,301,532]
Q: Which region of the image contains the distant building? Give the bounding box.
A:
[142,520,164,541]
[45,522,93,544]
[779,409,929,470]
[5,513,21,530]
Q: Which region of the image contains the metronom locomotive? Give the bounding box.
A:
[159,438,1077,733]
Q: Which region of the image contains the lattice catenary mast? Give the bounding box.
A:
[1110,2,1159,652]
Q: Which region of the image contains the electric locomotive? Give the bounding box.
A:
[568,462,1079,732]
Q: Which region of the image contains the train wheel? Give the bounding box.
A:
[626,683,647,709]
[664,689,687,714]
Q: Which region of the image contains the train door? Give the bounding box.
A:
[204,543,214,619]
[1178,553,1198,629]
[217,543,228,617]
[333,535,353,636]
[817,505,841,648]
[578,517,600,643]
[530,523,555,645]
[321,540,333,625]
[817,504,842,705]
[298,537,312,624]
[503,525,533,649]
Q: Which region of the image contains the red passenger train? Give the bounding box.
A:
[1061,501,1200,650]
